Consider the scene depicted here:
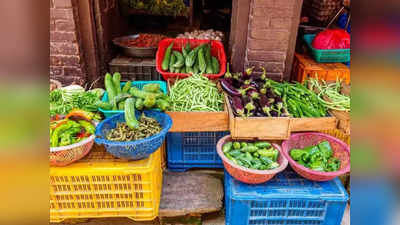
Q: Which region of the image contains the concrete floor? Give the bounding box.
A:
[51,204,350,225]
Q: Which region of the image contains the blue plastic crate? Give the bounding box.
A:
[167,131,229,171]
[225,169,349,225]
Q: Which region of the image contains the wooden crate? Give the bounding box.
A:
[226,94,337,140]
[290,117,337,131]
[292,53,350,84]
[226,94,291,140]
[166,79,229,132]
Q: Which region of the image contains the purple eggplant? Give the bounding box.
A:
[244,100,256,117]
[244,66,255,77]
[247,88,260,100]
[231,96,245,117]
[259,94,272,117]
[224,63,232,78]
[260,67,267,81]
[221,79,240,96]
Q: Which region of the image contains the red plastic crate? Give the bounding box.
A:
[156,38,226,80]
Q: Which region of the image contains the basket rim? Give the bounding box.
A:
[50,135,95,153]
[94,111,172,145]
[281,132,350,176]
[216,135,288,175]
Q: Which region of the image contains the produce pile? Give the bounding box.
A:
[169,74,224,112]
[221,65,327,118]
[307,78,350,112]
[101,72,170,111]
[117,33,166,48]
[290,141,341,172]
[176,29,224,41]
[222,141,280,170]
[161,42,220,75]
[50,85,104,116]
[106,98,162,142]
[121,0,188,17]
[50,110,97,147]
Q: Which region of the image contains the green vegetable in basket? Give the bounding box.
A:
[125,98,139,129]
[105,73,117,102]
[122,81,132,93]
[142,83,161,93]
[143,95,156,109]
[130,87,163,99]
[223,140,280,170]
[135,98,144,110]
[211,56,219,74]
[156,99,170,111]
[78,120,95,134]
[289,141,341,172]
[162,42,174,71]
[223,142,233,153]
[113,72,122,95]
[172,51,184,68]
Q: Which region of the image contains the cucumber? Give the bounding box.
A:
[135,98,144,110]
[104,73,117,103]
[172,51,184,68]
[198,48,206,73]
[185,50,197,67]
[182,45,188,58]
[122,81,132,93]
[211,56,220,74]
[180,66,186,74]
[169,54,176,72]
[124,98,139,129]
[162,42,174,71]
[112,72,122,95]
[185,43,191,52]
[186,65,194,74]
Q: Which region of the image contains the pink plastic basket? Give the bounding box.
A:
[216,135,288,184]
[156,38,226,80]
[281,132,350,181]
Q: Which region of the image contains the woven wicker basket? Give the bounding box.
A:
[50,135,95,166]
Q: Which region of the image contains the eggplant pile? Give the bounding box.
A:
[221,64,289,117]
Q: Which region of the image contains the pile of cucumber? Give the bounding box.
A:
[161,42,220,74]
[99,72,170,112]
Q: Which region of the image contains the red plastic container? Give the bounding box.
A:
[216,135,288,184]
[156,38,226,80]
[281,132,350,181]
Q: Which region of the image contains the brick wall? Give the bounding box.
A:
[50,0,86,85]
[245,0,302,81]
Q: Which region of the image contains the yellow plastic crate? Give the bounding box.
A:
[50,144,162,223]
[320,129,350,146]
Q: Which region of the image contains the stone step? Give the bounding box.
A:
[159,171,224,218]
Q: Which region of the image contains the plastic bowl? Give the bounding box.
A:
[216,135,288,184]
[95,111,172,160]
[281,132,350,181]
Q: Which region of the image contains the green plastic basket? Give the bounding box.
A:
[304,34,351,63]
[98,81,167,118]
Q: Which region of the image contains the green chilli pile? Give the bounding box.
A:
[169,74,224,112]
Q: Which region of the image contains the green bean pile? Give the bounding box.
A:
[307,78,350,112]
[169,74,224,112]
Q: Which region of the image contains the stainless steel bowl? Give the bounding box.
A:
[113,34,157,58]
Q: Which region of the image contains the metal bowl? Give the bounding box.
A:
[113,34,157,58]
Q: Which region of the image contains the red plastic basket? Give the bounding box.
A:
[156,38,226,80]
[281,132,350,181]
